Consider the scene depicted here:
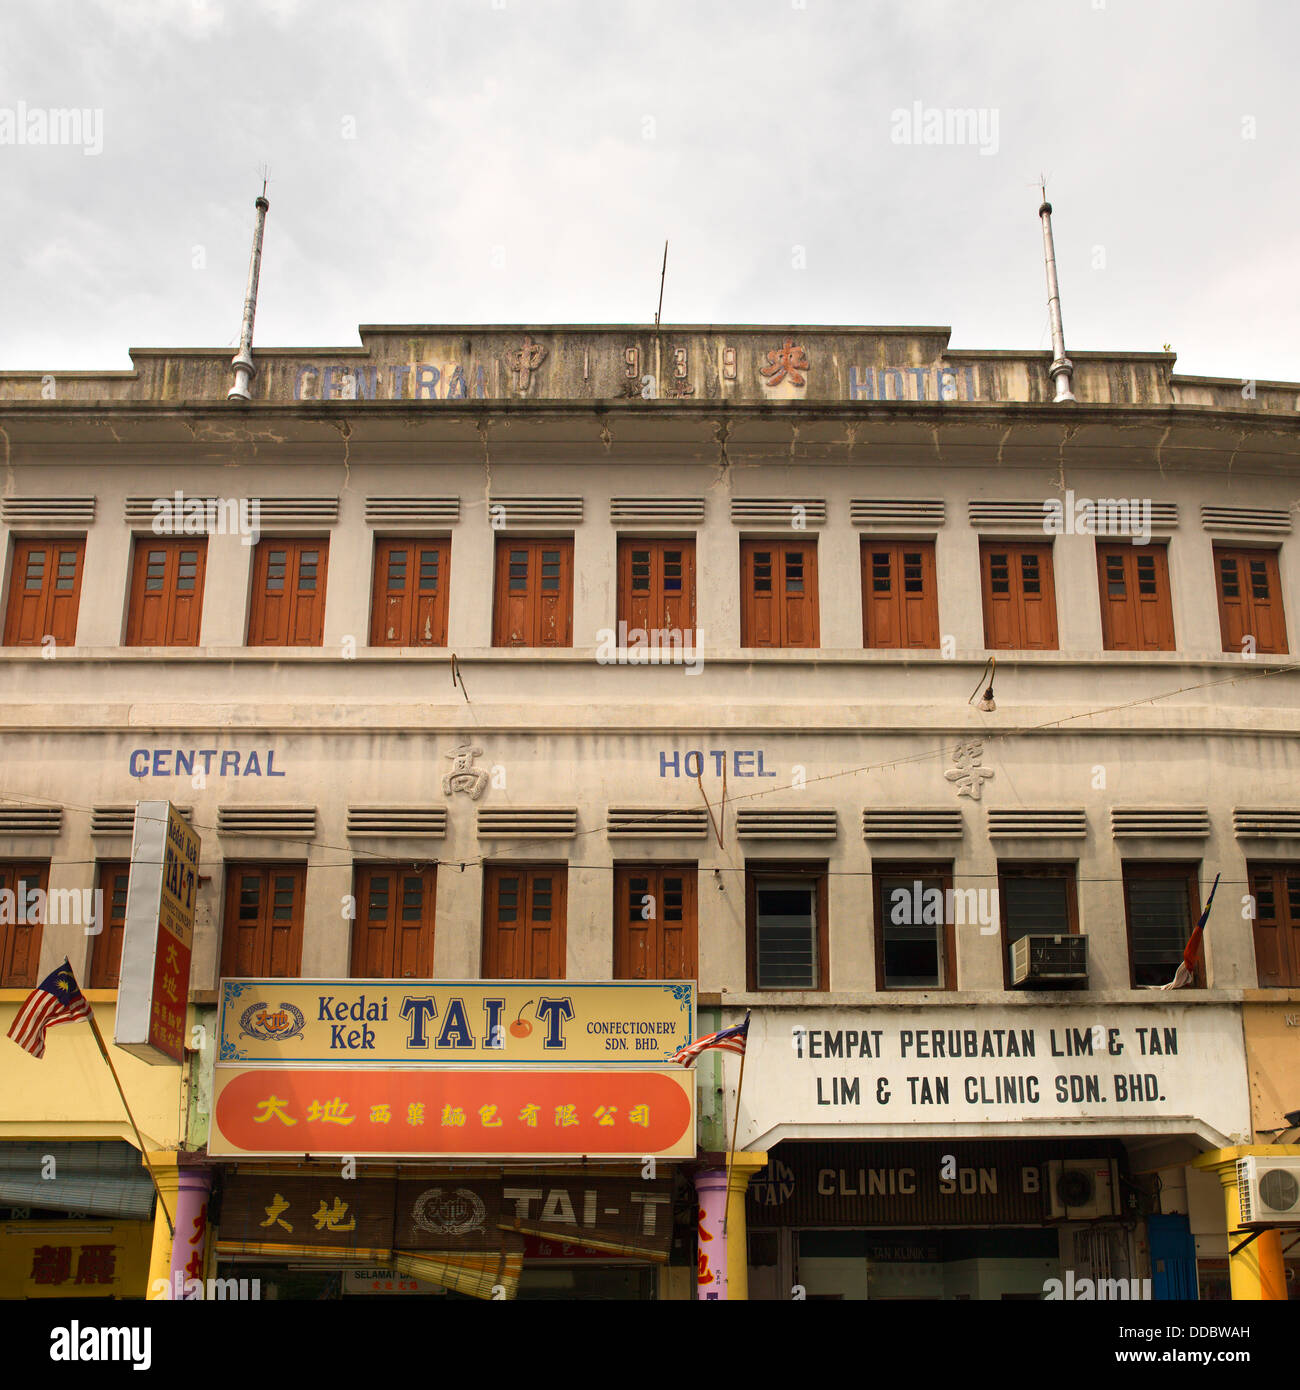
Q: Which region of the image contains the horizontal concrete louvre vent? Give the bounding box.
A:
[606,807,710,838]
[1148,501,1180,529]
[91,805,193,834]
[1233,808,1300,838]
[125,495,214,524]
[487,496,582,526]
[364,496,460,526]
[249,498,339,525]
[1201,505,1292,536]
[477,808,579,838]
[217,806,316,837]
[850,499,945,528]
[609,497,705,525]
[862,808,963,839]
[968,500,1052,527]
[0,806,61,835]
[988,808,1088,837]
[347,806,448,838]
[730,498,827,526]
[0,497,95,525]
[736,808,837,840]
[125,497,338,527]
[1111,807,1210,838]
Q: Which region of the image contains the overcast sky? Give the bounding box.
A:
[1,0,1295,381]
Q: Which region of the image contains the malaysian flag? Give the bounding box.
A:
[6,958,93,1058]
[671,1012,749,1067]
[1161,872,1221,991]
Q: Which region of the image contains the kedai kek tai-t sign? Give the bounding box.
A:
[209,980,697,1160]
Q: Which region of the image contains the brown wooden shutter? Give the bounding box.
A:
[741,540,819,648]
[613,865,697,980]
[862,541,938,649]
[482,865,567,978]
[351,865,436,978]
[1250,863,1300,987]
[980,542,1058,650]
[370,540,450,647]
[249,540,329,647]
[493,540,574,647]
[4,539,85,647]
[126,539,206,646]
[1215,546,1287,655]
[89,862,131,989]
[617,539,696,641]
[1097,544,1175,651]
[0,862,47,987]
[220,864,305,978]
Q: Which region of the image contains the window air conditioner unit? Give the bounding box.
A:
[1012,933,1088,987]
[1046,1159,1119,1221]
[1237,1156,1300,1228]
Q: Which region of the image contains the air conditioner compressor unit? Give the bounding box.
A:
[1012,933,1088,987]
[1046,1158,1120,1220]
[1237,1156,1300,1227]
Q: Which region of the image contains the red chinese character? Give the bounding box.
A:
[31,1245,72,1285]
[760,337,809,388]
[189,1200,208,1246]
[74,1245,117,1285]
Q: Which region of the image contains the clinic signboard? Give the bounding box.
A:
[731,1003,1251,1150]
[113,802,200,1064]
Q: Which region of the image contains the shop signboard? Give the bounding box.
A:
[215,1173,677,1257]
[0,1220,153,1298]
[208,1066,695,1159]
[114,802,200,1064]
[732,1003,1251,1150]
[217,980,694,1066]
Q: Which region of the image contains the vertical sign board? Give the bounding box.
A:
[113,802,200,1065]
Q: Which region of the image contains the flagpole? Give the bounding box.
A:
[721,1013,750,1237]
[84,1008,174,1237]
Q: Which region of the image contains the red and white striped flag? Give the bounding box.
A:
[671,1012,749,1066]
[6,958,92,1058]
[1161,873,1220,990]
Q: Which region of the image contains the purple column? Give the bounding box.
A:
[168,1167,212,1299]
[693,1169,729,1301]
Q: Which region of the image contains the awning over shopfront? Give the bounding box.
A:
[0,1140,155,1219]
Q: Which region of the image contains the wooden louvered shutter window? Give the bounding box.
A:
[482,865,567,979]
[1215,547,1287,655]
[1097,544,1175,651]
[617,539,696,643]
[351,865,436,978]
[740,540,819,648]
[862,541,939,649]
[980,542,1058,650]
[220,865,306,978]
[4,539,85,647]
[370,539,450,647]
[1249,863,1300,987]
[248,539,329,646]
[126,539,207,646]
[89,862,131,988]
[492,539,574,648]
[0,862,47,988]
[613,865,697,980]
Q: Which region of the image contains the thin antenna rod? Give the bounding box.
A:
[654,240,668,327]
[228,186,271,402]
[1037,185,1075,404]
